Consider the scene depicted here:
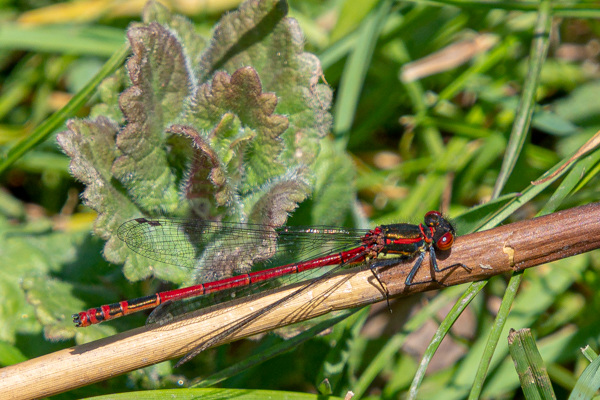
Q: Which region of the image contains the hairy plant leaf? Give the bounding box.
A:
[57,0,332,292]
[113,22,192,216]
[142,1,207,67]
[179,67,289,196]
[195,0,332,167]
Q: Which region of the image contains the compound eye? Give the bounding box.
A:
[436,232,454,250]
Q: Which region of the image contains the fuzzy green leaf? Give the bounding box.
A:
[196,0,332,167]
[142,1,207,67]
[113,22,193,216]
[179,67,289,196]
[57,0,331,292]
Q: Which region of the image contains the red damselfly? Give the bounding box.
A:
[73,211,469,328]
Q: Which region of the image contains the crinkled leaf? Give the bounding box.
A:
[196,0,332,166]
[113,22,192,216]
[142,1,207,67]
[196,0,288,81]
[168,124,235,215]
[58,117,130,240]
[179,67,289,195]
[247,170,311,227]
[58,0,332,293]
[57,118,167,283]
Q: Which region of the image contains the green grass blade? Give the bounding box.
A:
[333,0,393,138]
[353,285,469,399]
[408,281,487,400]
[491,0,552,198]
[539,147,600,215]
[0,43,129,175]
[581,346,598,363]
[569,347,600,400]
[468,271,523,399]
[0,24,123,56]
[507,328,556,400]
[89,388,346,400]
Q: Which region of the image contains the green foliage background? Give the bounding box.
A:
[1,0,600,399]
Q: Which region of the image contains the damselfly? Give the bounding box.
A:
[73,211,469,327]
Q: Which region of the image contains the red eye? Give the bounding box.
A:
[436,232,454,250]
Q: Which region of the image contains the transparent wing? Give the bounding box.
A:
[117,218,370,282]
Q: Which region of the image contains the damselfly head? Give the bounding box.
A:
[426,211,456,251]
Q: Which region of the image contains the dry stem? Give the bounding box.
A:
[1,202,600,399]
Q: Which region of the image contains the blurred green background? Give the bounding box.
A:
[2,0,600,399]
